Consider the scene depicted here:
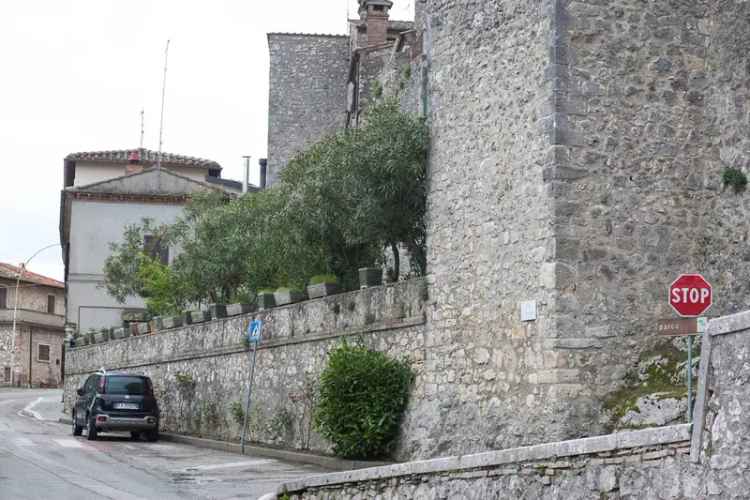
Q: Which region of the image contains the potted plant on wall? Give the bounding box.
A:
[274,286,306,306]
[307,274,339,299]
[358,267,383,288]
[257,289,276,310]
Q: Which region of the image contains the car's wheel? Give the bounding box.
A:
[72,411,83,436]
[86,414,98,441]
[145,428,159,442]
[130,431,141,441]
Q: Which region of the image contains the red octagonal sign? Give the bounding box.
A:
[669,274,712,317]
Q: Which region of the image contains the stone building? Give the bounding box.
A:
[265,0,750,460]
[265,0,414,185]
[0,263,65,387]
[60,149,244,333]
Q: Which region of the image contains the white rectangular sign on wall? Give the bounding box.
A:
[520,301,537,322]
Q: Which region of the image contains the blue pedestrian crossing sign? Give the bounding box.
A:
[248,320,263,345]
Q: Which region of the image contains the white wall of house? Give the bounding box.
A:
[67,199,186,332]
[73,161,210,187]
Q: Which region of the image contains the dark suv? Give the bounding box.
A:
[72,370,160,442]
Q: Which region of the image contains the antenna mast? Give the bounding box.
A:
[157,39,170,169]
[139,109,145,148]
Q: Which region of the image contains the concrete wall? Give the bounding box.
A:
[67,199,186,331]
[64,280,427,455]
[266,34,350,186]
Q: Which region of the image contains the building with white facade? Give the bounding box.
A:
[59,149,245,333]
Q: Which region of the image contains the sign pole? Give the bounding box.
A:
[685,335,693,423]
[240,319,263,455]
[241,343,258,454]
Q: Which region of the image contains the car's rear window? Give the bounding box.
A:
[105,376,148,395]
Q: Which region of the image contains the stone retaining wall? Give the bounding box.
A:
[280,425,695,499]
[64,279,427,455]
[274,309,750,499]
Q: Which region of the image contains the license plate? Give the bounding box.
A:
[114,403,139,410]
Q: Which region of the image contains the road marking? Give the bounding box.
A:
[184,459,274,471]
[54,438,83,448]
[18,397,44,420]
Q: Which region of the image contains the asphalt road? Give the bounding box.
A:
[0,388,325,499]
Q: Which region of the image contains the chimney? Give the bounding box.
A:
[359,0,392,47]
[125,150,143,175]
[259,158,268,190]
[242,156,251,194]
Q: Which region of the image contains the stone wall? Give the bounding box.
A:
[64,280,427,454]
[546,0,750,423]
[379,0,750,460]
[409,0,568,458]
[279,425,696,499]
[266,33,350,186]
[0,324,64,387]
[0,277,64,315]
[691,310,750,480]
[272,310,750,499]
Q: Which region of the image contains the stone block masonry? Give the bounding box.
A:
[273,309,750,499]
[266,33,350,186]
[280,425,695,499]
[64,280,427,455]
[385,0,750,460]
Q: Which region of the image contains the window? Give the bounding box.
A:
[144,235,169,265]
[104,376,147,395]
[47,295,55,314]
[3,367,9,381]
[0,287,6,309]
[37,344,50,363]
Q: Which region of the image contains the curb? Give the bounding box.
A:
[57,417,388,471]
[159,433,391,471]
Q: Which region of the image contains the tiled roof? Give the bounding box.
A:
[267,32,349,38]
[0,263,64,289]
[65,148,221,170]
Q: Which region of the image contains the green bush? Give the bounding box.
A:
[309,274,338,285]
[230,401,245,426]
[314,342,414,459]
[723,167,748,193]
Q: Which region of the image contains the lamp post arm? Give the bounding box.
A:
[9,243,60,387]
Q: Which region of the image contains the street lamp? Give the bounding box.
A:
[10,243,60,387]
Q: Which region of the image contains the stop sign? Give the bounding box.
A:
[669,274,712,317]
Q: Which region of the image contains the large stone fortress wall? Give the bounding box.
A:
[548,0,750,423]
[403,0,750,458]
[266,33,350,186]
[410,0,568,457]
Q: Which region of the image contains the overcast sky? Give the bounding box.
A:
[0,0,414,282]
